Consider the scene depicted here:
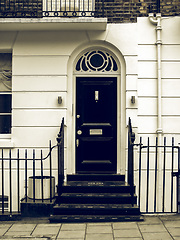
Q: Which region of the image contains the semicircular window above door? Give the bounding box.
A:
[75,50,118,72]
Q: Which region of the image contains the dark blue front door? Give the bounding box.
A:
[76,77,117,173]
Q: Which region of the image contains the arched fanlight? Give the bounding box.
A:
[75,50,118,72]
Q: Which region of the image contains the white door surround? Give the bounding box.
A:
[66,41,126,175]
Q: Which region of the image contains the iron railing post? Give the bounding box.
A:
[33,149,36,202]
[17,149,20,213]
[177,147,180,213]
[128,117,135,206]
[9,149,12,215]
[41,150,44,202]
[171,137,174,212]
[154,137,158,213]
[138,137,142,210]
[25,150,28,202]
[1,149,4,214]
[49,140,52,202]
[157,0,160,13]
[146,138,150,213]
[102,0,104,17]
[57,117,64,197]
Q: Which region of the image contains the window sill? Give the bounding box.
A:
[0,139,14,148]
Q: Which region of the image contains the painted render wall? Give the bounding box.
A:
[135,16,180,212]
[0,16,179,212]
[137,16,180,140]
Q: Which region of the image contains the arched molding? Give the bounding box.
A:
[66,40,126,175]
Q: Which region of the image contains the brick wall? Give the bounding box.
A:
[0,0,179,20]
[0,0,42,17]
[96,0,180,23]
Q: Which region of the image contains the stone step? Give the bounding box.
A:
[67,174,125,182]
[60,181,135,193]
[53,203,140,216]
[49,214,144,223]
[59,192,137,204]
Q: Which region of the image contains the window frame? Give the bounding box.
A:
[0,92,12,134]
[0,52,12,138]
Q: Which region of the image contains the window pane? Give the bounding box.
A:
[0,115,11,134]
[0,94,11,113]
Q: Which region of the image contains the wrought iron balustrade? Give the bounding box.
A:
[0,118,64,217]
[127,118,180,213]
[138,137,180,213]
[0,0,104,18]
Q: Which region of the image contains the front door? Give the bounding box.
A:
[76,77,117,173]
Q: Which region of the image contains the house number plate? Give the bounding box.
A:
[89,129,103,135]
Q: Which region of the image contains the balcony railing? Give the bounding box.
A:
[0,0,104,18]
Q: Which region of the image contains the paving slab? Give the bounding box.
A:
[164,220,180,228]
[87,223,112,226]
[167,227,180,237]
[57,230,85,239]
[8,224,36,232]
[115,238,143,240]
[0,224,12,236]
[139,224,166,233]
[0,238,49,240]
[85,233,113,240]
[142,232,173,240]
[113,222,138,229]
[56,238,84,240]
[0,224,12,228]
[138,216,162,225]
[4,232,32,237]
[32,224,60,237]
[61,223,86,231]
[113,229,142,238]
[0,228,11,236]
[86,225,112,233]
[160,214,180,221]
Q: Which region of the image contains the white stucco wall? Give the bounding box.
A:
[136,16,180,213]
[137,16,180,140]
[0,16,179,212]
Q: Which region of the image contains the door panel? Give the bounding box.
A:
[76,77,117,173]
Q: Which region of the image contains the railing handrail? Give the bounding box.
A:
[0,144,57,162]
[127,117,135,206]
[0,118,65,162]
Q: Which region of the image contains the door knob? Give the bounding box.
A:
[77,115,80,119]
[77,130,82,135]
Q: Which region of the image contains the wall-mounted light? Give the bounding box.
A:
[131,96,135,104]
[58,96,63,104]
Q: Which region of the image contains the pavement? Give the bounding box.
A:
[0,215,180,240]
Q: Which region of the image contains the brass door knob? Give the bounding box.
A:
[77,130,82,135]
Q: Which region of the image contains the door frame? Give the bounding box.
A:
[67,43,126,176]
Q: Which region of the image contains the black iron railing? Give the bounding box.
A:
[127,117,136,206]
[0,0,104,18]
[0,0,42,18]
[138,137,180,213]
[127,118,180,213]
[0,118,64,216]
[57,117,64,196]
